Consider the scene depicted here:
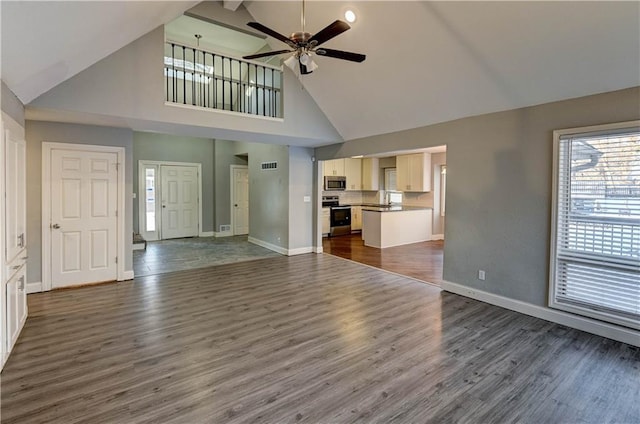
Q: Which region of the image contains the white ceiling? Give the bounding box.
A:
[245,1,640,141]
[2,1,639,145]
[1,1,198,104]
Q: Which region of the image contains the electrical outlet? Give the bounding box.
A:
[478,270,486,281]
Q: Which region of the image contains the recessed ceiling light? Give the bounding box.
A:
[344,10,356,23]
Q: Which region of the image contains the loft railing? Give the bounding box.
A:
[164,41,283,118]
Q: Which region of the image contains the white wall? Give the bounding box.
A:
[288,146,314,253]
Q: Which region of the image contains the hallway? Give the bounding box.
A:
[322,234,444,285]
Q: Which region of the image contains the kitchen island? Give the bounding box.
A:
[362,206,433,248]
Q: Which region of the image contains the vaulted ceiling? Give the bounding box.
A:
[2,1,639,145]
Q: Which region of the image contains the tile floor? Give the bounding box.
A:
[133,235,281,277]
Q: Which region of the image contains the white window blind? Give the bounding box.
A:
[550,123,640,330]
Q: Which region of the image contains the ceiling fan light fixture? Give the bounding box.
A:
[283,54,298,71]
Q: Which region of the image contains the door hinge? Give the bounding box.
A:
[116,163,120,171]
[115,256,118,264]
[115,210,118,217]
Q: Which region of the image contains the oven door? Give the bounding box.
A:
[330,207,351,236]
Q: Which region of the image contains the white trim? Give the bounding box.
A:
[133,243,146,251]
[214,230,233,238]
[441,280,640,347]
[313,247,324,254]
[288,247,314,256]
[138,160,203,240]
[27,281,43,294]
[230,165,249,236]
[431,234,444,240]
[42,142,126,292]
[123,270,134,280]
[248,237,287,256]
[165,102,284,123]
[549,120,640,330]
[199,231,214,238]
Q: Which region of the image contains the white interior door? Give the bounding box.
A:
[50,149,118,288]
[232,167,249,235]
[160,165,198,239]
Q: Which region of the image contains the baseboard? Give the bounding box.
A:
[199,231,214,237]
[432,234,444,240]
[248,237,288,255]
[214,230,233,238]
[122,270,135,281]
[288,247,314,256]
[441,280,640,347]
[27,281,43,294]
[314,246,323,254]
[132,243,146,251]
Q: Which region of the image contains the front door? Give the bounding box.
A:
[232,167,249,235]
[160,165,198,239]
[50,149,118,288]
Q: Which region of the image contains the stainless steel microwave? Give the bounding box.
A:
[324,176,346,191]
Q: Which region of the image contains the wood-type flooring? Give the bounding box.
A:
[323,233,443,284]
[1,254,638,423]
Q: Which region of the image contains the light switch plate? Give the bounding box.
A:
[303,196,311,203]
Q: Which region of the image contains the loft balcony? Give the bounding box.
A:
[164,40,283,119]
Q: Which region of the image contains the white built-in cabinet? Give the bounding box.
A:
[344,158,362,191]
[1,116,28,371]
[351,206,362,231]
[396,153,432,192]
[361,158,379,191]
[323,159,345,177]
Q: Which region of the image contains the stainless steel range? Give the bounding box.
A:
[322,196,351,237]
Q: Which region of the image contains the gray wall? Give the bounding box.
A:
[316,86,640,307]
[247,143,290,248]
[133,132,215,233]
[25,121,134,283]
[288,146,314,251]
[213,139,249,232]
[1,81,24,126]
[28,25,342,147]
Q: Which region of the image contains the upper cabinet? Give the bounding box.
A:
[323,159,345,177]
[344,158,362,191]
[396,153,431,192]
[361,158,379,191]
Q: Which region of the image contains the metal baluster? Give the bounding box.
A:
[192,48,196,105]
[172,43,176,103]
[262,66,266,116]
[212,54,217,109]
[182,46,186,104]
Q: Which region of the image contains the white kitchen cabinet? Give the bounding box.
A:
[323,159,345,177]
[361,158,379,191]
[344,158,362,190]
[351,206,362,231]
[396,153,431,192]
[2,117,28,371]
[5,264,26,354]
[322,207,331,235]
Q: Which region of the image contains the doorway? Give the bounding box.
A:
[231,165,249,235]
[42,142,126,290]
[138,161,202,241]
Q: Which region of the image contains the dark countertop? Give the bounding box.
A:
[344,204,433,212]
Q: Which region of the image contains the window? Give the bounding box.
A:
[550,121,640,330]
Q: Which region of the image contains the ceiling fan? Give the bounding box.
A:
[242,1,366,75]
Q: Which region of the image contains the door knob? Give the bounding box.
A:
[51,223,61,229]
[162,205,166,208]
[234,204,238,207]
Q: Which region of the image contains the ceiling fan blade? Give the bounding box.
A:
[315,48,366,63]
[308,20,350,47]
[243,49,292,60]
[247,22,294,46]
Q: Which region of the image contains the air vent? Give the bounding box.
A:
[261,161,278,170]
[220,225,231,232]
